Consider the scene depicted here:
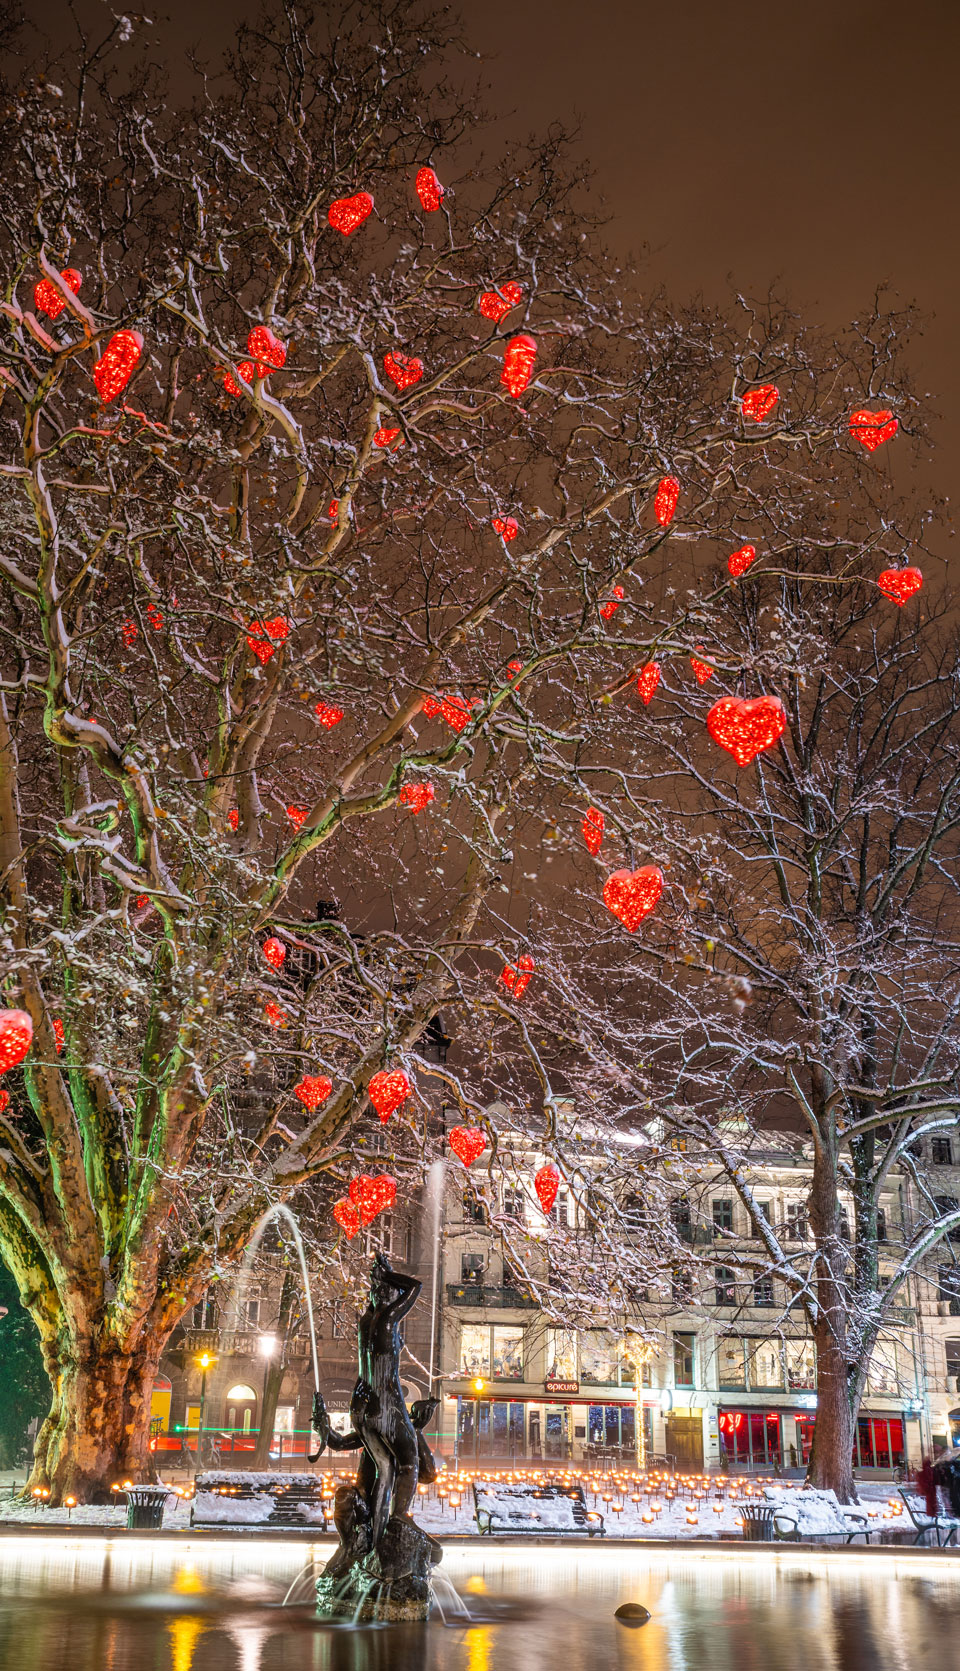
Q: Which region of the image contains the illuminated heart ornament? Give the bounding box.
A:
[501,954,535,998]
[228,809,240,832]
[315,701,344,728]
[33,267,82,320]
[492,516,519,542]
[535,1162,560,1214]
[294,1074,332,1111]
[399,781,434,813]
[690,652,714,685]
[655,476,679,527]
[328,500,339,523]
[741,385,779,422]
[264,1001,285,1028]
[501,334,537,397]
[441,694,474,733]
[479,281,523,322]
[383,351,423,391]
[246,617,290,664]
[0,1088,8,1115]
[262,936,286,971]
[707,695,786,766]
[415,166,444,210]
[93,330,143,403]
[368,1069,410,1122]
[0,1010,33,1074]
[637,662,661,705]
[350,1173,397,1226]
[373,426,403,448]
[727,544,757,578]
[224,360,255,397]
[333,1198,361,1239]
[877,566,923,605]
[582,808,604,855]
[603,866,664,931]
[600,585,624,621]
[53,1018,64,1054]
[449,1126,487,1168]
[247,326,287,377]
[286,804,308,831]
[849,409,898,452]
[505,659,523,678]
[328,192,374,234]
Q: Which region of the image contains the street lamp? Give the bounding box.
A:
[473,1377,485,1395]
[195,1350,217,1471]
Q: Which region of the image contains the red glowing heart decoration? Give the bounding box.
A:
[294,1074,332,1111]
[441,695,474,733]
[350,1173,398,1225]
[328,192,374,234]
[383,351,423,391]
[0,1010,33,1074]
[603,866,664,932]
[582,808,604,855]
[246,617,289,664]
[707,695,786,767]
[501,334,537,398]
[849,409,898,452]
[479,281,523,323]
[224,360,255,397]
[415,166,444,211]
[0,1088,8,1115]
[33,268,82,320]
[93,330,143,403]
[264,1000,285,1028]
[333,1198,361,1239]
[637,662,661,705]
[262,936,286,971]
[655,476,680,527]
[247,326,287,377]
[373,426,403,449]
[368,1069,410,1123]
[121,619,138,647]
[286,805,308,831]
[741,385,779,422]
[727,544,757,578]
[690,652,714,685]
[449,1126,487,1168]
[506,659,523,678]
[501,954,535,998]
[328,500,339,523]
[535,1162,560,1214]
[877,566,923,606]
[228,808,239,832]
[399,781,434,813]
[53,1018,64,1054]
[600,586,625,621]
[315,701,344,729]
[492,516,519,542]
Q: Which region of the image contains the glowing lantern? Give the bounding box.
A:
[501,954,535,998]
[0,1010,33,1074]
[383,351,423,391]
[690,651,714,685]
[262,936,286,971]
[246,617,290,664]
[294,1075,332,1111]
[264,1001,285,1028]
[849,409,898,452]
[247,326,287,377]
[492,516,519,542]
[415,166,444,211]
[228,809,239,832]
[877,566,923,605]
[582,808,604,855]
[333,1198,361,1239]
[93,331,143,403]
[707,695,786,766]
[0,1089,8,1115]
[479,282,523,323]
[327,192,374,234]
[449,1126,487,1168]
[399,781,434,813]
[741,385,779,422]
[368,1069,410,1122]
[637,662,661,705]
[33,268,82,320]
[534,1163,560,1214]
[223,360,255,397]
[121,619,138,647]
[654,476,679,527]
[373,426,403,448]
[286,805,308,831]
[349,1173,397,1225]
[727,543,757,578]
[315,701,344,729]
[501,334,537,398]
[53,1018,64,1054]
[602,866,664,931]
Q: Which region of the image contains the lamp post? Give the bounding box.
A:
[195,1351,216,1472]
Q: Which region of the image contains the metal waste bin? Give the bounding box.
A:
[125,1485,171,1529]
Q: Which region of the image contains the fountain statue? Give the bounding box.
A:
[311,1251,443,1622]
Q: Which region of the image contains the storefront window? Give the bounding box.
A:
[866,1340,899,1397]
[459,1324,490,1378]
[749,1340,785,1390]
[719,1408,781,1467]
[581,1333,619,1385]
[718,1337,747,1389]
[492,1325,524,1380]
[786,1339,816,1389]
[546,1328,577,1381]
[854,1416,905,1470]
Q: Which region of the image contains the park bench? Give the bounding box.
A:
[897,1487,960,1547]
[191,1470,329,1530]
[762,1486,873,1544]
[473,1479,605,1536]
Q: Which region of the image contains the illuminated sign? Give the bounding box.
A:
[545,1379,579,1395]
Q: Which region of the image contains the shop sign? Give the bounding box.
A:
[545,1378,579,1394]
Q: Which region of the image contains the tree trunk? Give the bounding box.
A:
[806,1320,857,1501]
[27,1338,162,1503]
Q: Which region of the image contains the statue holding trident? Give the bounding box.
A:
[312,1252,443,1621]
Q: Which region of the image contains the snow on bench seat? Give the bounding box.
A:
[472,1479,605,1536]
[762,1486,870,1543]
[192,1470,329,1528]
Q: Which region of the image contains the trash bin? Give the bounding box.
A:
[739,1505,777,1541]
[125,1485,171,1529]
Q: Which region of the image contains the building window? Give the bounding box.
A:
[461,1252,485,1284]
[331,1306,349,1339]
[671,1196,692,1238]
[459,1324,490,1379]
[939,1266,960,1317]
[714,1266,736,1307]
[753,1273,775,1308]
[839,1207,851,1240]
[191,1298,217,1330]
[502,1185,525,1220]
[855,1416,904,1470]
[786,1202,808,1240]
[492,1325,525,1380]
[672,1268,693,1306]
[712,1198,734,1235]
[933,1138,953,1166]
[786,1339,816,1389]
[240,1296,261,1327]
[550,1188,571,1227]
[866,1339,899,1397]
[934,1196,960,1241]
[545,1328,577,1382]
[670,1136,687,1153]
[876,1207,887,1243]
[580,1333,620,1386]
[717,1337,747,1389]
[748,1339,784,1390]
[462,1190,487,1225]
[719,1409,782,1468]
[945,1339,960,1378]
[673,1331,695,1387]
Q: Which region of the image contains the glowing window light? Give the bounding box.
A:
[93,330,143,403]
[33,267,82,320]
[501,335,537,397]
[327,192,374,234]
[415,167,444,211]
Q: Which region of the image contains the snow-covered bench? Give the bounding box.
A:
[898,1488,960,1547]
[473,1479,605,1537]
[191,1470,329,1529]
[762,1486,873,1544]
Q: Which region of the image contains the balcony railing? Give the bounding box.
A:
[181,1328,311,1356]
[446,1283,537,1309]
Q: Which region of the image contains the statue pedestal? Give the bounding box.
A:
[316,1514,443,1623]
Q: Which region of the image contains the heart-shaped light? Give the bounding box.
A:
[286,804,308,831]
[247,326,287,377]
[333,1198,361,1239]
[368,1069,410,1122]
[262,936,286,971]
[535,1162,560,1214]
[121,619,138,647]
[246,617,289,664]
[33,267,82,320]
[264,1001,285,1028]
[415,166,444,211]
[637,662,661,705]
[228,808,240,832]
[501,334,537,398]
[383,351,423,391]
[94,330,143,403]
[582,808,604,855]
[492,516,519,542]
[327,499,339,523]
[373,426,403,449]
[315,701,344,729]
[877,566,923,605]
[0,1010,33,1074]
[399,781,434,813]
[294,1074,332,1111]
[655,476,679,527]
[328,192,374,234]
[449,1126,487,1168]
[727,544,757,578]
[505,659,523,679]
[849,409,898,452]
[690,652,714,685]
[53,1018,64,1054]
[600,585,625,621]
[707,695,786,766]
[224,360,255,397]
[423,693,474,733]
[741,385,779,422]
[0,1088,9,1115]
[501,954,535,998]
[603,866,664,931]
[350,1173,398,1226]
[479,281,523,323]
